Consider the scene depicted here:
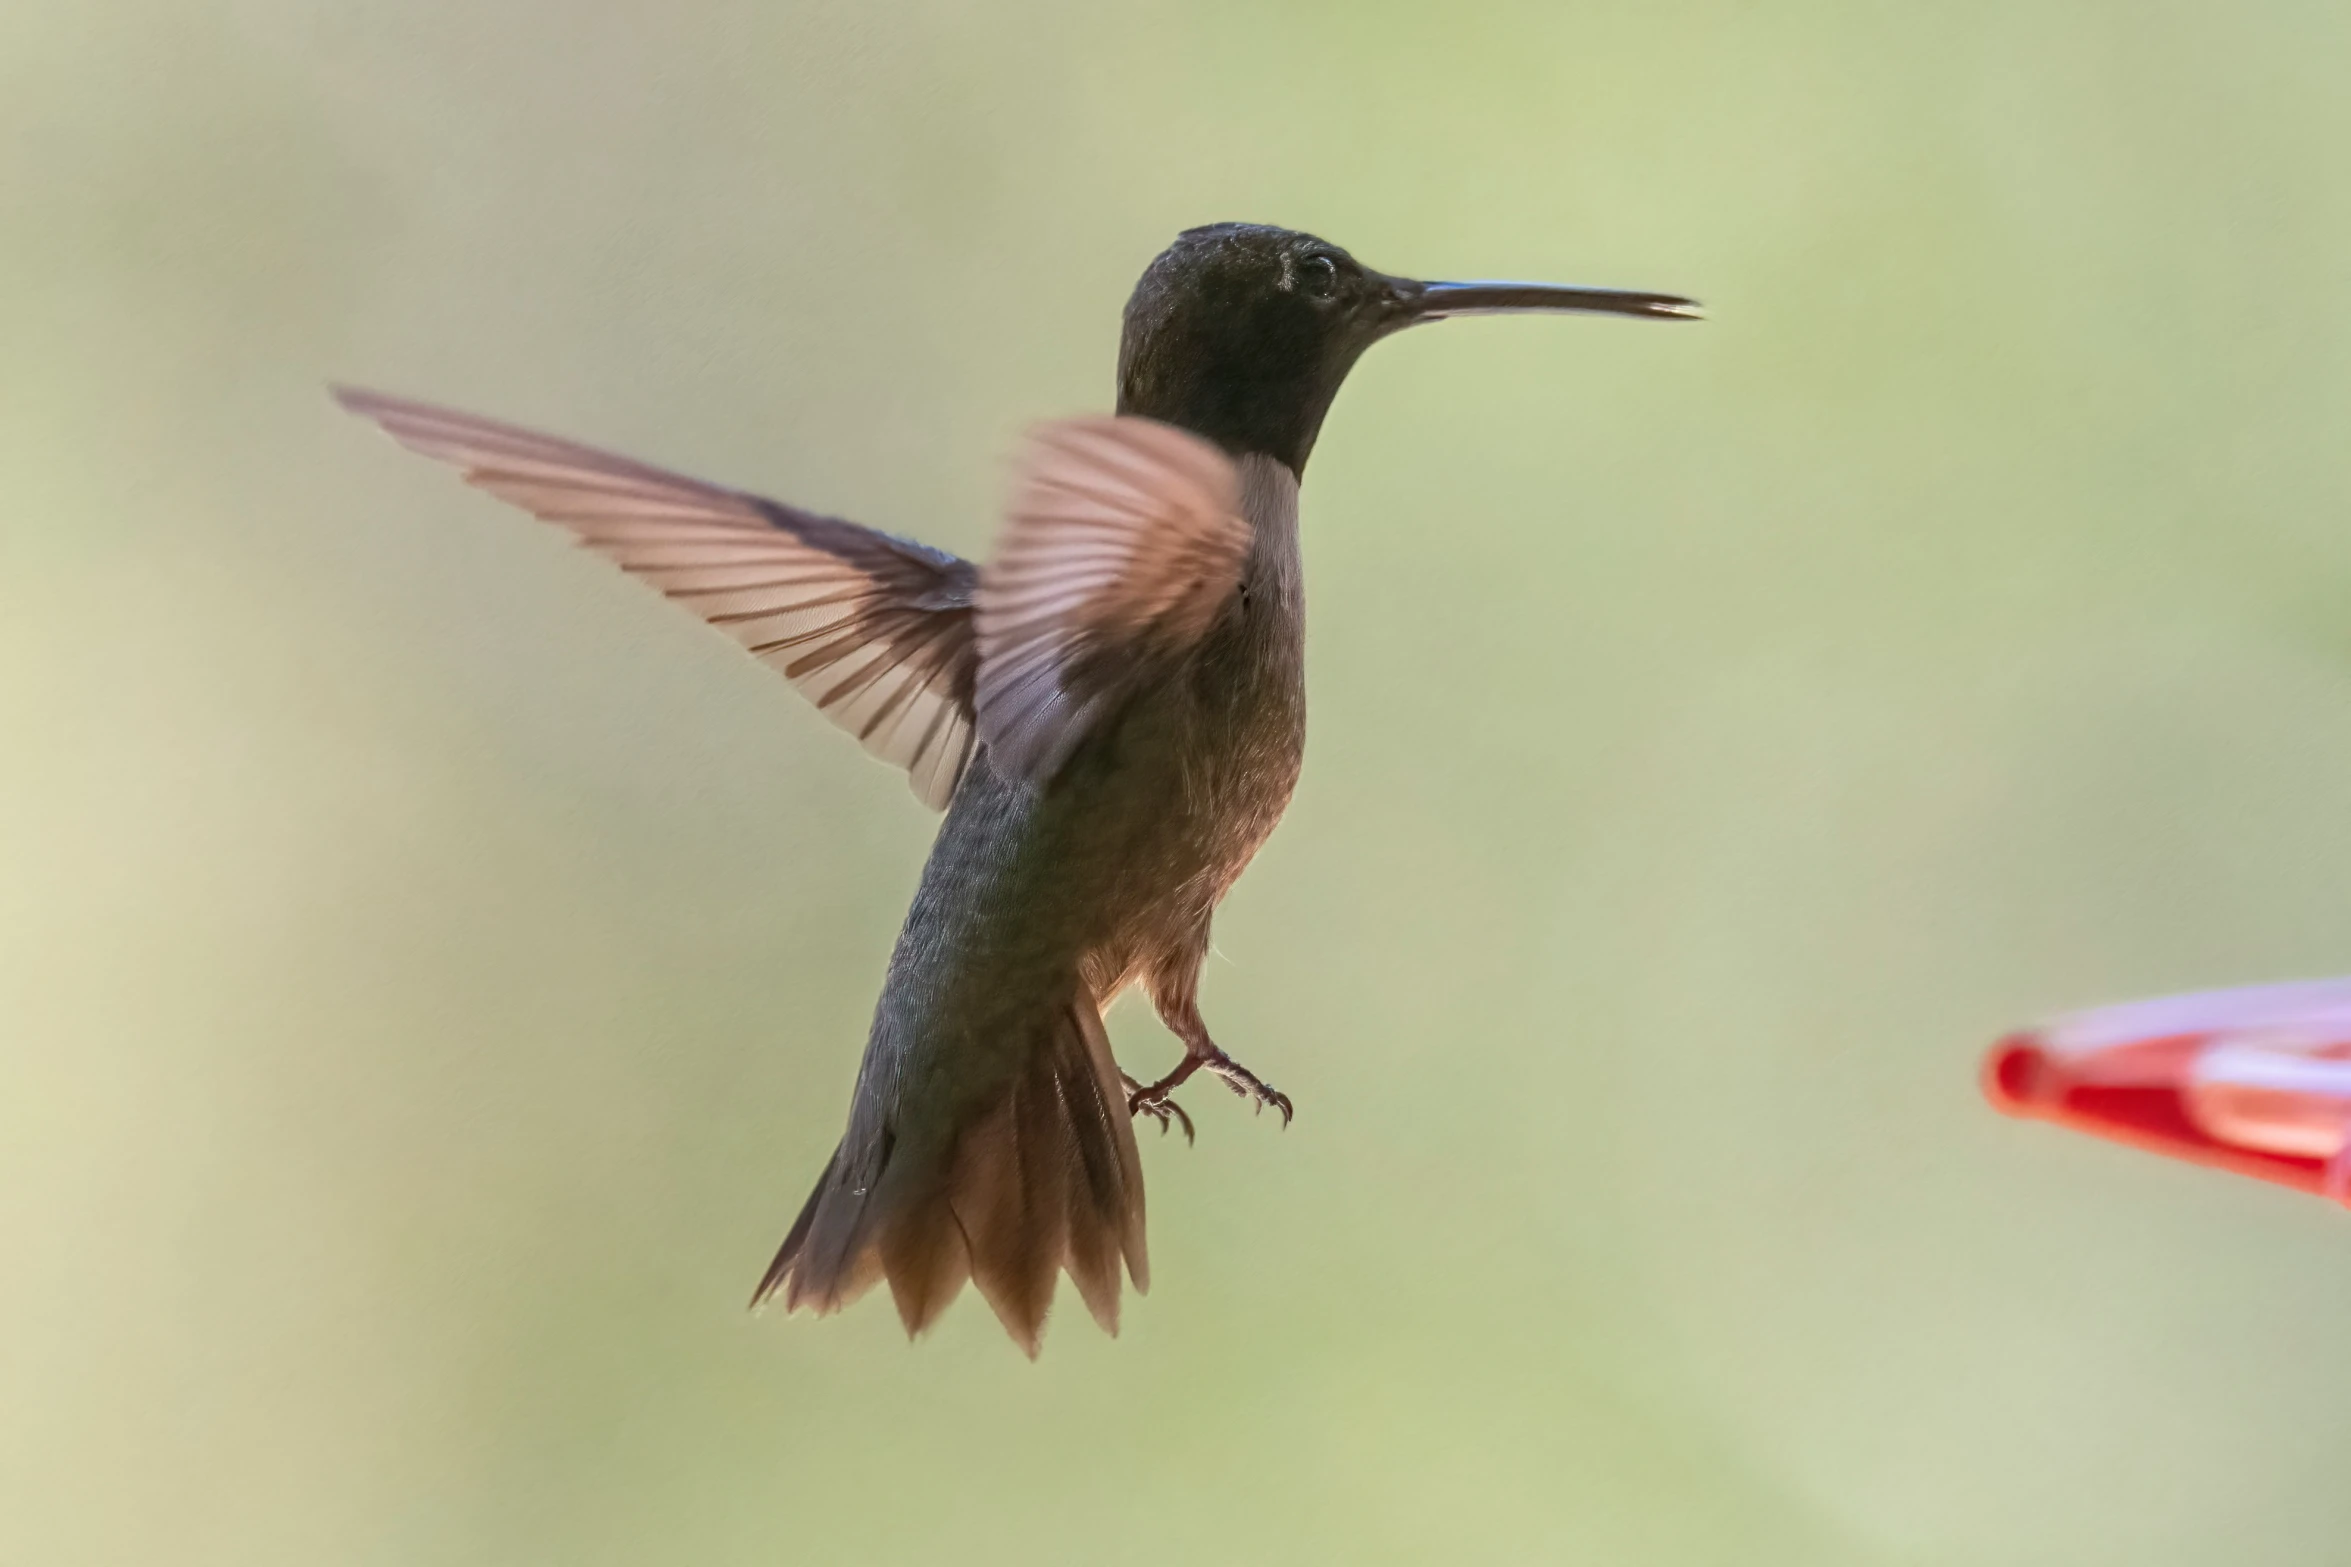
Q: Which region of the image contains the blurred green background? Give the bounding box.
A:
[12,1,2351,1562]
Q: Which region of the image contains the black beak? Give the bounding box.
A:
[1395,278,1702,323]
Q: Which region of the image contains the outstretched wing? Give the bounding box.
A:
[974,417,1250,784]
[335,387,978,809]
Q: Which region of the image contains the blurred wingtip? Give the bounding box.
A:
[328,382,387,416]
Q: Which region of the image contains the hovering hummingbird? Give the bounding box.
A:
[337,223,1698,1354]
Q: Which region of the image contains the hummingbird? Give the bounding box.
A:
[336,222,1697,1354]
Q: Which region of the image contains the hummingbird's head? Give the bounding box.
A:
[1115,222,1698,476]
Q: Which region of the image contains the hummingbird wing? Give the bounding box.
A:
[334,388,979,809]
[974,417,1249,783]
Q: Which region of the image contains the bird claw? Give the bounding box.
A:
[1206,1059,1293,1126]
[1127,1084,1196,1144]
[1123,1049,1291,1135]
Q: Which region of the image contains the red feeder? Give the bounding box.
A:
[1984,980,2351,1202]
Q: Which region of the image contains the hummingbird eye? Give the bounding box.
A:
[1294,254,1340,299]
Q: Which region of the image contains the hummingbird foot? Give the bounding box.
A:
[1121,1069,1195,1143]
[1127,1048,1292,1131]
[1203,1055,1294,1126]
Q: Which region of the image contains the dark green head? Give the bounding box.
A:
[1115,222,1698,475]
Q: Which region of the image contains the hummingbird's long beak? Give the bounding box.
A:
[1400,279,1702,323]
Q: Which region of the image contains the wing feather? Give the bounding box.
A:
[335,387,978,809]
[973,417,1249,784]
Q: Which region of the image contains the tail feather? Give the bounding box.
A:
[748,1145,858,1313]
[1057,1001,1148,1324]
[877,1177,972,1335]
[750,1135,887,1318]
[751,996,1147,1355]
[954,1067,1070,1352]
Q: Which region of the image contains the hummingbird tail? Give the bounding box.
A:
[750,995,1149,1356]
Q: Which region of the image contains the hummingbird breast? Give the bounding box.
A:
[1078,452,1307,986]
[872,455,1305,1042]
[1035,450,1305,995]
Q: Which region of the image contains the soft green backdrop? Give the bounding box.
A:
[11,2,2351,1562]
